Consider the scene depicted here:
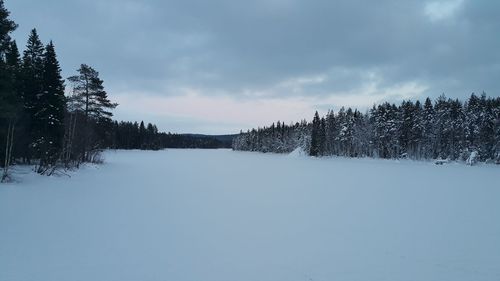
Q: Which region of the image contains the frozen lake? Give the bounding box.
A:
[1,149,499,281]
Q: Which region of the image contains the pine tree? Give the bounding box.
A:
[337,107,349,156]
[5,40,20,67]
[372,103,393,158]
[67,64,117,162]
[319,117,326,155]
[356,111,372,157]
[0,0,18,181]
[20,29,45,163]
[34,41,65,174]
[422,97,435,158]
[368,105,379,157]
[309,111,321,156]
[410,100,424,159]
[0,0,17,54]
[494,98,500,163]
[68,64,117,120]
[399,100,414,156]
[448,99,465,160]
[434,94,450,159]
[139,121,146,149]
[146,123,156,149]
[325,110,337,155]
[343,108,357,156]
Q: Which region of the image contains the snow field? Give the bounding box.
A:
[1,149,499,281]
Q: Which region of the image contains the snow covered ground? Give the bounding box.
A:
[1,149,499,281]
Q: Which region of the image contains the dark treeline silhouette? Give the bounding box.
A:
[233,94,500,164]
[0,1,86,179]
[0,5,118,180]
[103,120,233,150]
[0,1,229,181]
[0,1,133,181]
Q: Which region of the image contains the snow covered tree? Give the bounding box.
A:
[324,110,338,155]
[494,98,500,163]
[409,100,424,159]
[352,109,370,157]
[337,107,349,156]
[233,94,500,165]
[319,117,326,155]
[421,97,435,159]
[448,98,465,160]
[371,103,400,158]
[464,93,481,151]
[399,100,414,156]
[478,93,496,160]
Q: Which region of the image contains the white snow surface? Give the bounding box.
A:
[1,149,500,281]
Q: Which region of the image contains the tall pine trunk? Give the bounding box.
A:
[2,121,15,182]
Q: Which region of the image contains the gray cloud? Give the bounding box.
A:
[6,0,500,132]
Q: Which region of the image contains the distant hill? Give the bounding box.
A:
[181,134,237,142]
[181,134,237,148]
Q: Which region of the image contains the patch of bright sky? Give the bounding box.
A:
[114,76,427,134]
[424,0,465,22]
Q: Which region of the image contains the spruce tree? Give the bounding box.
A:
[434,94,450,158]
[448,99,465,160]
[494,99,500,163]
[0,0,17,54]
[139,120,146,149]
[478,93,496,160]
[319,117,326,155]
[343,108,356,157]
[465,93,481,150]
[35,41,65,173]
[373,104,391,158]
[399,100,414,155]
[146,123,155,149]
[422,97,435,158]
[0,42,21,129]
[337,107,348,156]
[325,110,337,155]
[309,111,321,156]
[20,29,45,163]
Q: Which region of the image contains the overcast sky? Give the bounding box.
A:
[7,0,500,134]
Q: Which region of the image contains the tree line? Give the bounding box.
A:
[103,120,233,150]
[0,0,118,180]
[233,94,500,164]
[0,1,230,182]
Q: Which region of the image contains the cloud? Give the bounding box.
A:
[424,0,465,22]
[113,76,428,134]
[7,0,500,133]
